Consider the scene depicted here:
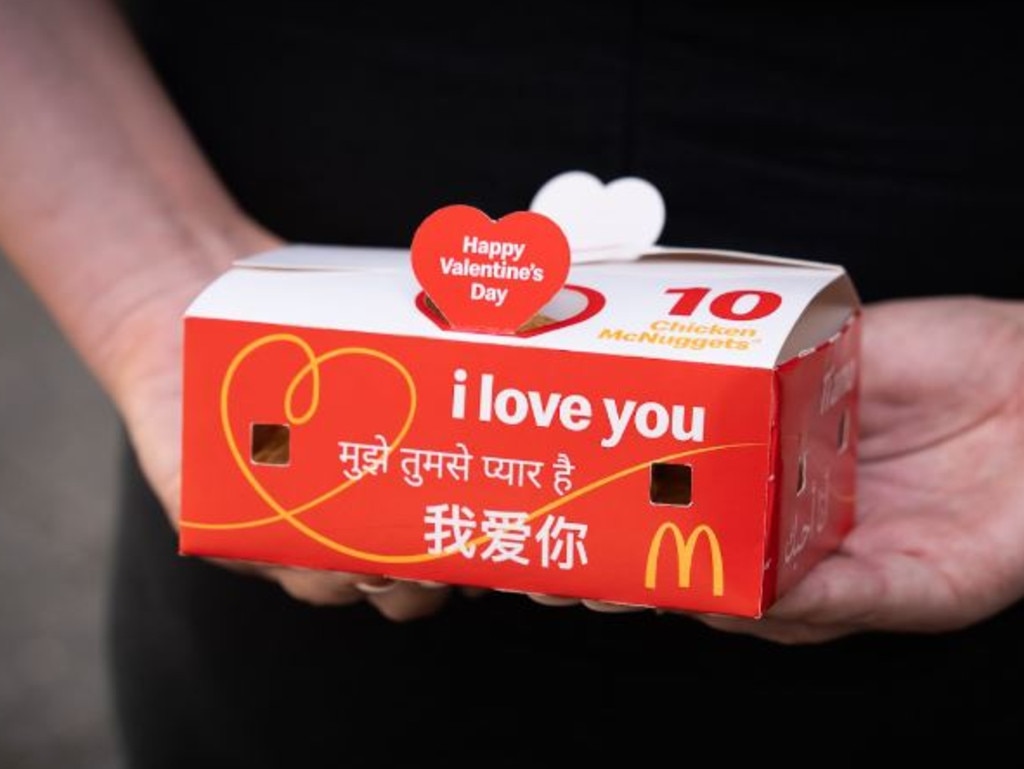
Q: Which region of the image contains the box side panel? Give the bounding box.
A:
[772,314,860,601]
[759,373,782,613]
[180,319,775,616]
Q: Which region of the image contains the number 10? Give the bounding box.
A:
[665,287,782,321]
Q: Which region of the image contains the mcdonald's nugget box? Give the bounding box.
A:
[178,211,860,618]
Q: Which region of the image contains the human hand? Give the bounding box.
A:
[0,0,466,623]
[692,296,1024,643]
[111,231,466,622]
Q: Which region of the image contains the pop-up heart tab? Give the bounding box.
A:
[410,204,570,334]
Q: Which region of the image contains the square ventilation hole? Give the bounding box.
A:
[649,463,693,507]
[251,423,290,466]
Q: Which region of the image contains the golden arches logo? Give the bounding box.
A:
[644,522,724,597]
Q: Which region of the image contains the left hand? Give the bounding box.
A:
[695,296,1024,643]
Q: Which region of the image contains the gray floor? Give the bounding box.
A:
[0,254,124,769]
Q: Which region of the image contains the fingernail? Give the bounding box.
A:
[527,593,581,607]
[582,599,645,613]
[355,578,397,594]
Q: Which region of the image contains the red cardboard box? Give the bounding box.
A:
[178,226,860,617]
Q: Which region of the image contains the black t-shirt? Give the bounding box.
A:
[121,1,1023,301]
[110,3,1024,767]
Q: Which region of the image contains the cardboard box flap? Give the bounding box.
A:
[561,257,856,366]
[585,245,849,271]
[777,272,861,362]
[187,244,858,370]
[236,244,409,273]
[237,243,846,273]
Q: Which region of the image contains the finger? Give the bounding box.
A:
[207,556,302,581]
[740,531,983,637]
[765,548,959,632]
[581,599,646,613]
[366,580,452,622]
[270,568,364,607]
[674,544,964,643]
[354,576,399,595]
[693,612,861,644]
[414,580,448,589]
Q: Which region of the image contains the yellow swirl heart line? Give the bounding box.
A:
[182,334,416,545]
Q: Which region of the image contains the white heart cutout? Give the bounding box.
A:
[529,170,666,260]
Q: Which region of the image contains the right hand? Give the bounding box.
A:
[108,226,468,621]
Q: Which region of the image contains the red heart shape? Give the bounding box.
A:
[410,205,570,334]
